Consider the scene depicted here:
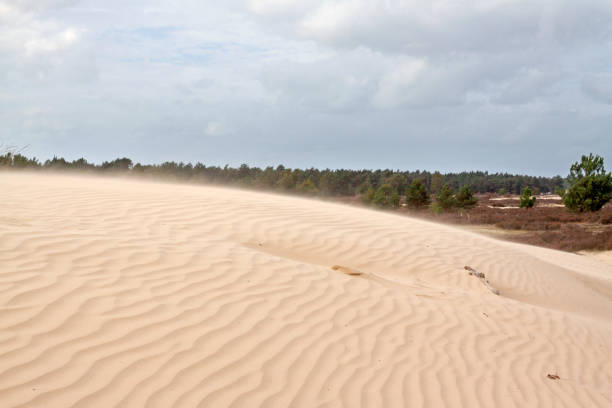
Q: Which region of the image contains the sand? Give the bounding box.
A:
[1,172,611,408]
[580,251,612,267]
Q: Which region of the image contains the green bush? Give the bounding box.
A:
[277,172,297,190]
[358,181,373,195]
[297,178,318,195]
[455,185,478,209]
[561,154,612,212]
[362,186,376,204]
[390,192,401,208]
[405,179,431,208]
[384,174,408,195]
[429,202,443,214]
[373,184,394,207]
[519,186,536,208]
[436,185,455,210]
[430,171,442,194]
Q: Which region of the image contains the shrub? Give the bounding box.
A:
[561,153,612,212]
[390,192,401,208]
[277,172,297,190]
[373,184,394,207]
[429,202,443,214]
[455,185,478,209]
[384,174,408,195]
[358,181,373,194]
[362,186,376,204]
[297,178,318,195]
[405,179,431,208]
[430,171,442,194]
[519,186,536,208]
[600,213,612,225]
[436,185,455,210]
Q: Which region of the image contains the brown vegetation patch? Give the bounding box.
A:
[340,194,612,252]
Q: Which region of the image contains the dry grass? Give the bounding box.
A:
[422,195,612,252]
[339,194,612,252]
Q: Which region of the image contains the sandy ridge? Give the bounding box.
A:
[1,172,611,407]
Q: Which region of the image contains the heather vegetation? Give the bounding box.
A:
[423,196,612,252]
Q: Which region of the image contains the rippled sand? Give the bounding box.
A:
[1,172,611,407]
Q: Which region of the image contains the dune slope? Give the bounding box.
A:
[1,173,611,407]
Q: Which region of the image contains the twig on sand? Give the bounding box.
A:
[547,373,560,380]
[464,266,500,295]
[331,265,363,276]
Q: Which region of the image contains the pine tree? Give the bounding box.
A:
[455,185,478,209]
[430,171,443,194]
[561,154,612,212]
[373,184,394,207]
[436,185,455,210]
[519,186,536,208]
[297,178,318,195]
[405,179,431,208]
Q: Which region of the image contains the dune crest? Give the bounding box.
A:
[1,173,611,407]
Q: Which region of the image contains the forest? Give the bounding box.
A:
[0,153,565,197]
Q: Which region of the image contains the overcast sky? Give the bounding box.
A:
[1,0,611,175]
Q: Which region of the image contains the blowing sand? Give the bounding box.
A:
[1,172,611,407]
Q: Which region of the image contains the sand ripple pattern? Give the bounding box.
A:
[1,173,611,407]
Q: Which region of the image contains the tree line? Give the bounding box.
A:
[361,178,479,211]
[0,153,565,197]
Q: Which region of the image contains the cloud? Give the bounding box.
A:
[241,0,612,110]
[373,58,479,109]
[247,0,314,19]
[245,0,612,54]
[23,27,80,54]
[1,0,78,13]
[1,0,611,175]
[583,74,612,104]
[493,67,561,105]
[261,47,381,112]
[204,121,232,137]
[0,0,87,82]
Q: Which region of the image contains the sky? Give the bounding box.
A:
[1,0,611,175]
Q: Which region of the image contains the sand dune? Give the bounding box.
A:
[1,172,611,407]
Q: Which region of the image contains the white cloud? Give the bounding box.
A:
[23,27,81,54]
[3,0,78,12]
[204,121,231,137]
[0,0,84,74]
[494,67,561,105]
[247,0,313,18]
[261,48,381,112]
[244,0,612,53]
[583,74,612,105]
[1,0,611,174]
[373,59,426,108]
[241,0,612,110]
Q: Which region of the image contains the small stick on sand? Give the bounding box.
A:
[331,265,363,276]
[464,266,500,295]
